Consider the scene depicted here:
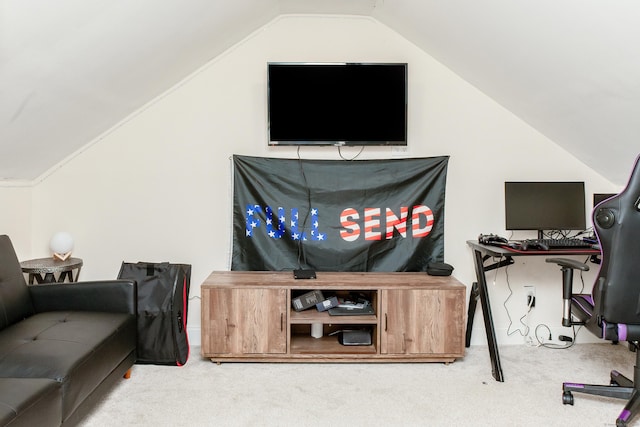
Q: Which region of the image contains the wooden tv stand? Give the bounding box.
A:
[201,271,466,363]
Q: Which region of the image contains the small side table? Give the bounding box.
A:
[20,257,83,284]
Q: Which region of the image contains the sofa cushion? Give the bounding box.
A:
[0,378,61,427]
[0,236,35,331]
[0,310,136,420]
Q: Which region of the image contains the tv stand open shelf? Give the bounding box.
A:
[200,271,466,363]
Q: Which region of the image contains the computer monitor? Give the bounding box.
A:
[505,182,586,239]
[593,193,617,207]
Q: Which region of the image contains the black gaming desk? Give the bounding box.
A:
[466,240,600,382]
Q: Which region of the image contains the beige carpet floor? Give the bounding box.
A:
[81,344,638,426]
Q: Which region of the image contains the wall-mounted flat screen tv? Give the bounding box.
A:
[267,62,408,146]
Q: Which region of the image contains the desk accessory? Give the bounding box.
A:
[478,233,508,246]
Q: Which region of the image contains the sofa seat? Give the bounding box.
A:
[0,234,137,426]
[0,311,136,421]
[0,378,61,427]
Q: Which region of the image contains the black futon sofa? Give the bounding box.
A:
[0,235,137,426]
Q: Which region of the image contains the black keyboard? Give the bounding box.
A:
[529,238,593,249]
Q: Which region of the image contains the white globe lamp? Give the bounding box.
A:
[50,232,74,261]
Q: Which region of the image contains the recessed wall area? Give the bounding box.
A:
[1,15,619,346]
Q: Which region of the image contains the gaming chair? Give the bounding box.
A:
[546,154,640,426]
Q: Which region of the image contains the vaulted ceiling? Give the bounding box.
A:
[2,0,639,184]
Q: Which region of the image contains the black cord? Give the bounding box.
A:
[293,144,365,267]
[498,258,531,337]
[534,255,589,349]
[544,228,593,240]
[534,323,580,349]
[337,145,365,161]
[295,146,312,269]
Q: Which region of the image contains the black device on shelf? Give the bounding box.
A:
[329,329,372,346]
[293,269,316,279]
[326,292,374,316]
[267,62,408,146]
[504,181,586,239]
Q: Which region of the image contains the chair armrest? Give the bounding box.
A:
[545,257,590,272]
[29,280,137,315]
[546,257,589,327]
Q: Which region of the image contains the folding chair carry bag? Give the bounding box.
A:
[118,262,191,365]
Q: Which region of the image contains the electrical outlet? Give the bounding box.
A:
[524,285,535,308]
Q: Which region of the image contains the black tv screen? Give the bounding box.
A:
[267,63,407,146]
[504,182,586,232]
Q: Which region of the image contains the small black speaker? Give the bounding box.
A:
[595,208,615,229]
[338,330,372,346]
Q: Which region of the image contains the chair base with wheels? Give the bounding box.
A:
[562,343,640,427]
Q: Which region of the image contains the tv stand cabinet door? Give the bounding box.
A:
[202,288,287,356]
[380,289,465,356]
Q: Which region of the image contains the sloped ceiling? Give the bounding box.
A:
[1,0,638,184]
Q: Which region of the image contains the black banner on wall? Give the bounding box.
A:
[231,155,449,272]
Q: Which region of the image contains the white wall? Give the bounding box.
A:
[0,183,32,259]
[14,15,623,346]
